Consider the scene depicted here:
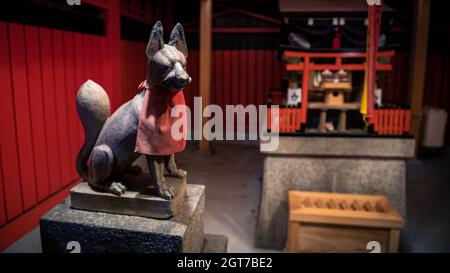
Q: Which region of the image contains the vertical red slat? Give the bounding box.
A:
[139,44,146,92]
[256,50,265,106]
[121,41,129,100]
[288,109,292,132]
[129,41,136,100]
[216,50,226,109]
[292,109,296,131]
[188,50,195,109]
[74,32,86,155]
[128,41,135,98]
[275,109,279,132]
[223,50,232,106]
[89,35,98,84]
[184,49,193,110]
[278,109,282,132]
[121,42,129,97]
[83,34,93,83]
[399,110,405,135]
[85,34,93,80]
[93,35,103,85]
[377,110,382,134]
[385,110,390,134]
[284,109,289,132]
[379,110,383,133]
[53,29,71,187]
[239,50,248,106]
[280,109,285,132]
[193,50,200,101]
[373,110,378,132]
[247,50,256,104]
[184,48,191,108]
[397,110,402,135]
[211,50,216,107]
[389,109,394,135]
[40,27,62,194]
[394,110,399,135]
[293,108,297,131]
[191,50,199,109]
[0,146,5,225]
[379,110,384,134]
[376,110,380,133]
[395,109,400,135]
[286,109,290,132]
[292,109,296,132]
[264,50,273,105]
[215,50,224,108]
[389,109,395,135]
[273,51,281,91]
[9,23,37,210]
[388,109,395,135]
[63,31,79,180]
[125,41,135,100]
[0,22,22,221]
[100,34,109,92]
[140,44,146,85]
[404,110,411,133]
[231,50,239,105]
[131,41,137,98]
[24,26,50,201]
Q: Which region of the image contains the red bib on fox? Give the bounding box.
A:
[135,80,187,155]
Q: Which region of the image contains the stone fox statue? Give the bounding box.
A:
[76,22,191,199]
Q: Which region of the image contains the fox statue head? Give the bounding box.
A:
[146,21,191,91]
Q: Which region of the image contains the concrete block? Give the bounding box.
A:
[40,184,205,253]
[256,136,414,249]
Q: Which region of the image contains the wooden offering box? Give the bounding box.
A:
[287,191,404,253]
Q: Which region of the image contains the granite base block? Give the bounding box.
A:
[40,184,205,253]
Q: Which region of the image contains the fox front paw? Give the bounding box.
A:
[156,184,176,200]
[168,168,187,178]
[108,182,127,196]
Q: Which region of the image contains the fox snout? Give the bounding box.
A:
[162,62,192,91]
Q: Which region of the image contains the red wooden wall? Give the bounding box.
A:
[184,49,283,110]
[379,52,450,143]
[121,41,147,99]
[0,21,148,250]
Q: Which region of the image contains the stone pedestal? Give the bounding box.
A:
[41,184,216,253]
[256,136,415,249]
[71,177,186,219]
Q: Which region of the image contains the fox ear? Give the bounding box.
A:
[146,21,164,58]
[169,23,188,58]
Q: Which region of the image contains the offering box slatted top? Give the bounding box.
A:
[287,191,404,253]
